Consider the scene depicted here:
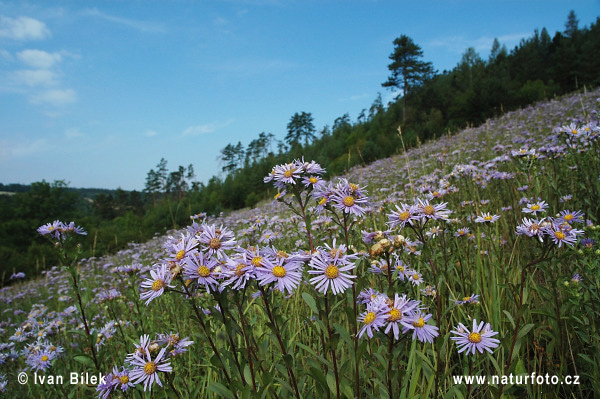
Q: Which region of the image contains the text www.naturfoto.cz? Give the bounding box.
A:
[452,373,580,386]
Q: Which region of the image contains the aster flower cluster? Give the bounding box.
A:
[451,319,500,356]
[312,178,372,217]
[97,333,193,397]
[264,158,326,199]
[37,220,87,240]
[516,209,586,247]
[356,291,438,343]
[387,198,452,236]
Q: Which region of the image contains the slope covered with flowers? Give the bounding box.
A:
[1,89,599,399]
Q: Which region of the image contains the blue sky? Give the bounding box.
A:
[1,1,598,191]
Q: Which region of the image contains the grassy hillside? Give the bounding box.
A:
[0,88,599,398]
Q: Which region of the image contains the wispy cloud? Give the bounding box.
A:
[10,69,59,87]
[144,130,158,137]
[30,88,77,106]
[65,128,84,138]
[0,138,54,161]
[17,49,62,69]
[182,119,234,136]
[82,8,166,33]
[0,15,51,40]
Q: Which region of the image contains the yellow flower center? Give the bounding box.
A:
[197,265,210,277]
[364,312,376,325]
[343,196,355,207]
[325,265,339,279]
[398,211,410,221]
[349,183,359,191]
[529,224,540,232]
[571,129,578,135]
[151,279,165,291]
[144,361,157,375]
[235,264,245,277]
[554,231,566,240]
[319,197,327,206]
[564,214,573,221]
[531,204,540,211]
[484,215,493,221]
[413,317,425,328]
[276,251,288,258]
[468,332,482,343]
[120,375,129,384]
[176,250,185,261]
[309,177,318,184]
[209,237,221,249]
[423,205,435,215]
[388,308,402,322]
[284,169,294,178]
[41,355,49,362]
[462,296,471,302]
[274,192,282,199]
[412,274,420,280]
[251,256,263,267]
[272,265,286,278]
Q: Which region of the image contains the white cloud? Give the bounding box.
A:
[182,119,234,136]
[1,138,53,159]
[17,49,62,69]
[65,128,84,138]
[30,88,77,106]
[82,8,166,33]
[11,69,58,87]
[0,16,51,40]
[144,130,158,137]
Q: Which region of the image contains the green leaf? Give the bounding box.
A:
[73,354,95,368]
[326,372,338,397]
[517,323,535,340]
[302,292,319,314]
[207,382,236,399]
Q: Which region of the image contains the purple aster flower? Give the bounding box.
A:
[580,238,596,249]
[402,312,439,343]
[415,198,452,221]
[356,288,382,304]
[545,223,582,248]
[37,220,65,239]
[454,227,470,237]
[198,224,237,259]
[307,251,357,295]
[522,200,548,215]
[96,368,118,399]
[515,217,546,239]
[64,221,87,235]
[455,294,480,305]
[475,212,500,223]
[407,270,424,286]
[451,319,500,356]
[256,257,303,295]
[220,254,255,290]
[357,298,387,339]
[383,294,420,339]
[140,264,174,305]
[183,252,221,292]
[557,210,585,224]
[387,202,418,229]
[26,349,56,371]
[129,347,173,391]
[166,233,198,264]
[331,190,370,217]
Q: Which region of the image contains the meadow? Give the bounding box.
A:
[1,88,599,399]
